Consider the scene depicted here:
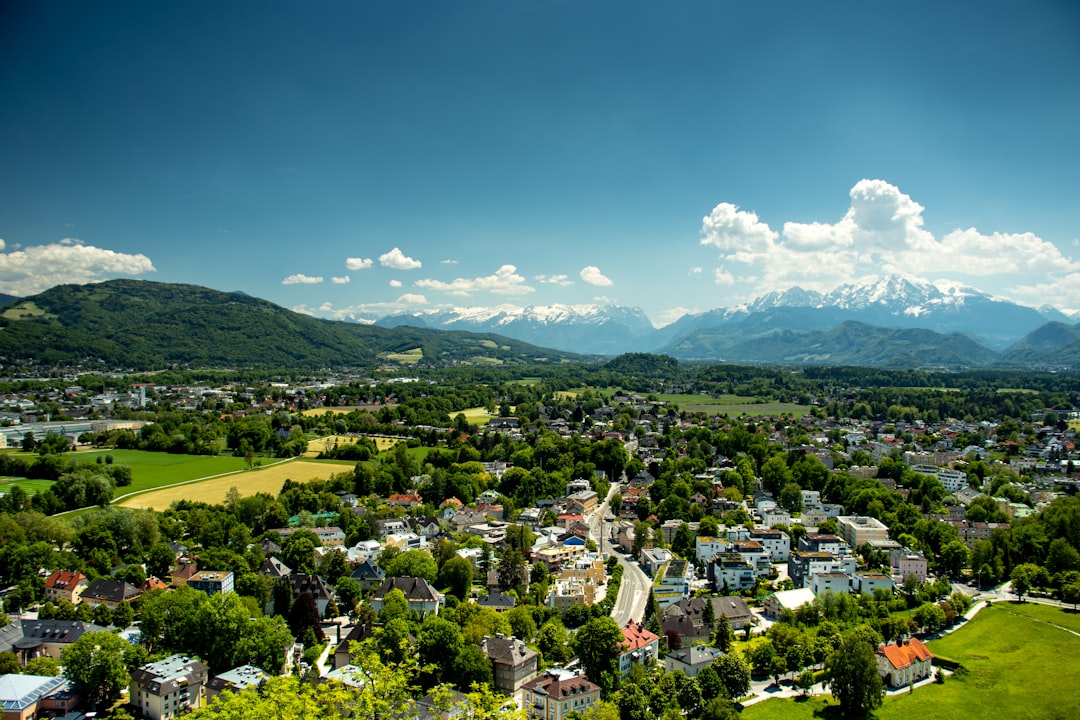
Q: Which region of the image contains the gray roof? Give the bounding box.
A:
[667,644,723,668]
[0,674,67,711]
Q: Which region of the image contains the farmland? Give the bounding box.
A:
[303,434,401,457]
[117,458,354,510]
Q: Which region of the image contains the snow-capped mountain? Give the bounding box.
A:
[375,304,656,355]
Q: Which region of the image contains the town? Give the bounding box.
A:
[0,359,1078,720]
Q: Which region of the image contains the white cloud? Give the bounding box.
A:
[698,178,1080,304]
[579,266,613,286]
[389,279,402,288]
[331,276,350,284]
[416,265,535,296]
[713,268,735,286]
[688,266,702,277]
[440,258,459,264]
[700,203,778,253]
[282,274,323,285]
[657,306,696,327]
[0,238,155,296]
[379,247,422,270]
[346,257,373,271]
[535,274,574,286]
[398,293,427,304]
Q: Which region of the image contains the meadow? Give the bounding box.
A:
[741,601,1080,720]
[656,392,808,418]
[304,434,401,457]
[117,458,354,510]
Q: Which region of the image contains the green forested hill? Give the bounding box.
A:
[0,280,578,369]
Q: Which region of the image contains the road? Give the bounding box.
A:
[585,479,650,626]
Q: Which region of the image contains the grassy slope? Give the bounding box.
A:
[742,602,1080,720]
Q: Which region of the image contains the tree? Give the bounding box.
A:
[506,605,537,642]
[147,542,175,580]
[1011,563,1041,601]
[712,650,750,699]
[572,616,623,687]
[700,697,740,720]
[384,549,438,583]
[497,549,528,593]
[23,655,60,677]
[378,588,409,623]
[537,618,571,665]
[335,577,363,614]
[418,614,464,688]
[824,635,884,718]
[438,555,474,601]
[616,682,651,720]
[1061,579,1080,609]
[112,600,134,629]
[913,602,947,633]
[939,540,970,578]
[452,644,493,691]
[62,631,131,710]
[288,592,325,644]
[0,652,19,675]
[280,533,319,575]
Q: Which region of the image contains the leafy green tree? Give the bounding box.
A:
[377,588,409,623]
[335,576,363,614]
[418,614,464,688]
[1011,563,1041,601]
[572,616,623,688]
[497,549,528,593]
[280,532,319,575]
[713,651,751,699]
[824,634,884,718]
[438,555,473,601]
[62,631,131,710]
[112,600,134,629]
[700,697,740,720]
[506,605,537,642]
[452,644,493,691]
[0,652,19,674]
[616,682,651,720]
[537,618,572,665]
[384,549,438,583]
[22,655,60,677]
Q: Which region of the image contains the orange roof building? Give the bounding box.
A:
[618,620,660,676]
[877,637,934,687]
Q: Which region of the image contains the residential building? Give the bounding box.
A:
[348,558,385,591]
[762,588,815,619]
[129,655,208,720]
[891,548,929,583]
[187,571,234,597]
[788,551,852,589]
[205,665,267,702]
[522,669,601,720]
[290,573,335,617]
[855,572,895,596]
[653,559,693,610]
[712,554,756,593]
[0,674,77,720]
[480,634,538,695]
[664,644,723,678]
[80,578,140,609]
[275,526,346,547]
[836,515,890,547]
[749,527,790,561]
[810,572,851,596]
[171,560,199,587]
[876,638,934,687]
[618,621,660,677]
[370,577,443,617]
[639,548,673,578]
[694,537,730,564]
[6,619,108,662]
[732,540,771,575]
[43,570,88,605]
[797,534,845,556]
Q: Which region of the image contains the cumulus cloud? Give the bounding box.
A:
[389,279,402,288]
[346,257,373,271]
[379,247,421,270]
[282,274,323,285]
[416,265,535,296]
[688,267,702,277]
[398,293,427,304]
[698,178,1079,305]
[579,266,613,286]
[0,238,155,296]
[331,276,350,284]
[536,274,574,286]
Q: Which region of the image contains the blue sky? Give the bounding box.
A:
[1,1,1078,325]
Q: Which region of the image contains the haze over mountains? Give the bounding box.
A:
[1,277,1079,371]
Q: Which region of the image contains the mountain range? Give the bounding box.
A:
[376,275,1079,367]
[1,276,1078,370]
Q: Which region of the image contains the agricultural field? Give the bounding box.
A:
[458,406,500,425]
[656,392,808,417]
[301,405,395,417]
[378,348,423,364]
[117,458,353,510]
[742,602,1080,720]
[304,434,401,457]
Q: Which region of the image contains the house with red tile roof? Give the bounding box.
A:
[44,570,88,605]
[522,668,600,720]
[877,637,934,687]
[618,620,660,676]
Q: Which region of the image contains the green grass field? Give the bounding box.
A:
[742,602,1080,720]
[656,393,808,418]
[0,477,56,496]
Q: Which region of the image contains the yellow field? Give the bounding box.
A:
[301,405,394,417]
[303,434,400,457]
[117,460,351,510]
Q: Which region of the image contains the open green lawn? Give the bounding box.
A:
[657,393,809,418]
[742,602,1080,720]
[0,477,56,496]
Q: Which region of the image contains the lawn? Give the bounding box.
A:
[657,393,809,418]
[303,434,400,457]
[741,602,1080,720]
[0,477,56,497]
[76,449,251,497]
[117,458,355,510]
[300,405,396,417]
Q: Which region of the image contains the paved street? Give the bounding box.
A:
[585,479,650,626]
